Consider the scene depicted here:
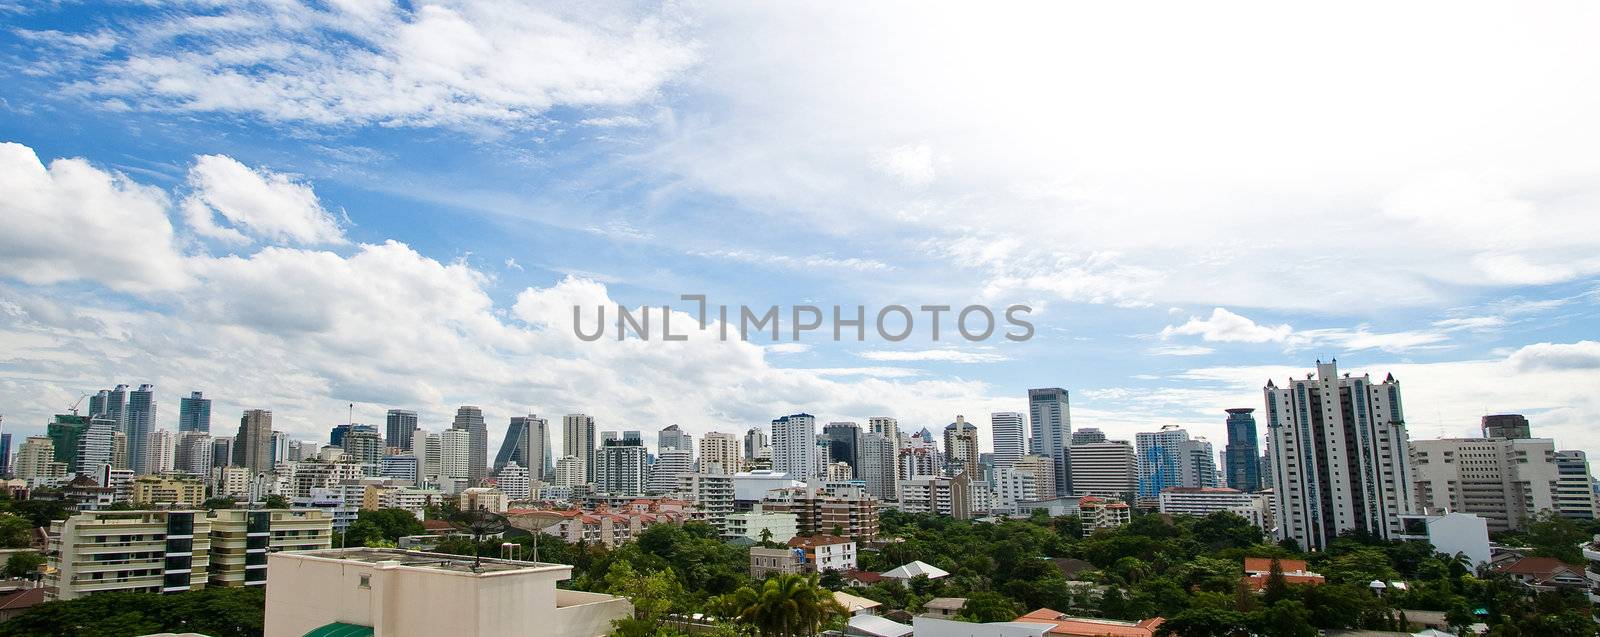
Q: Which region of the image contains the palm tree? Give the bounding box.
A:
[718,573,845,637]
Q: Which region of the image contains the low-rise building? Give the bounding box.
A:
[1014,609,1164,637]
[1394,512,1491,570]
[1493,556,1588,592]
[209,509,333,588]
[1078,496,1131,530]
[723,510,799,544]
[131,475,207,507]
[789,534,856,573]
[750,546,806,579]
[263,548,631,637]
[44,510,212,600]
[922,597,966,618]
[458,487,507,513]
[507,504,688,548]
[1242,557,1325,591]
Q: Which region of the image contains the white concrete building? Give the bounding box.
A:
[553,456,582,487]
[1553,450,1598,520]
[647,448,693,494]
[1070,440,1137,500]
[263,548,631,637]
[1158,486,1269,528]
[898,477,953,516]
[1395,512,1492,569]
[1411,437,1564,532]
[772,413,818,481]
[723,509,800,544]
[857,432,897,501]
[440,428,472,488]
[677,473,735,532]
[496,461,532,501]
[732,469,803,503]
[991,412,1026,469]
[994,467,1039,514]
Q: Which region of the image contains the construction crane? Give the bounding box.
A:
[67,393,90,416]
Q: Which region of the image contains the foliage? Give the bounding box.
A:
[263,494,291,508]
[344,508,426,547]
[958,591,1021,623]
[3,551,45,579]
[713,573,845,637]
[0,513,33,548]
[201,497,237,510]
[602,559,688,637]
[0,587,265,637]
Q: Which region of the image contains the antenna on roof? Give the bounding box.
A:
[348,403,354,427]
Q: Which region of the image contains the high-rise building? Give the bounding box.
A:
[495,462,531,501]
[563,414,596,485]
[0,432,11,478]
[211,436,234,469]
[16,436,61,484]
[101,384,129,429]
[46,414,90,473]
[596,437,648,496]
[658,425,691,452]
[87,389,111,421]
[1480,414,1531,439]
[179,391,211,433]
[1071,428,1107,445]
[942,416,979,477]
[413,430,442,485]
[233,410,274,473]
[1553,450,1598,520]
[451,406,489,486]
[857,432,897,500]
[1264,360,1417,550]
[1411,437,1563,532]
[772,413,817,481]
[125,384,156,474]
[385,409,418,450]
[1223,408,1262,492]
[1027,388,1072,495]
[647,448,693,494]
[1070,440,1137,500]
[495,415,546,481]
[1011,454,1057,499]
[176,431,213,475]
[1136,426,1218,500]
[823,422,860,475]
[867,417,900,495]
[270,430,292,465]
[553,456,581,487]
[144,429,176,475]
[380,454,419,484]
[440,428,472,489]
[743,427,769,461]
[991,412,1025,468]
[342,430,383,466]
[699,432,741,475]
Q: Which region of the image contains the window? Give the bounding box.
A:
[358,573,372,589]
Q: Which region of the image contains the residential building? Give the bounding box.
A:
[898,441,940,480]
[553,456,582,487]
[1494,556,1589,593]
[178,392,211,433]
[451,406,489,486]
[512,504,689,548]
[789,534,856,573]
[943,416,979,477]
[143,429,176,475]
[262,548,631,637]
[1011,454,1057,500]
[458,487,507,513]
[857,432,897,501]
[1264,360,1418,550]
[1223,408,1262,492]
[133,475,207,507]
[1027,387,1072,496]
[209,509,333,587]
[125,384,156,475]
[45,414,90,473]
[761,482,879,541]
[648,448,694,494]
[772,413,818,481]
[175,431,213,475]
[412,430,441,484]
[1078,496,1132,530]
[385,409,418,450]
[563,414,597,484]
[678,473,735,531]
[1071,428,1106,445]
[743,427,770,463]
[595,437,648,496]
[699,432,741,475]
[1158,487,1268,528]
[750,547,806,579]
[732,469,804,505]
[1553,450,1598,520]
[1070,440,1137,500]
[440,428,472,490]
[658,424,691,452]
[233,410,274,473]
[17,436,66,485]
[991,412,1025,469]
[45,510,211,600]
[994,467,1039,514]
[1136,427,1218,502]
[379,454,419,485]
[723,509,799,543]
[496,461,532,501]
[1242,557,1325,591]
[898,477,953,516]
[341,430,383,466]
[1013,609,1164,637]
[1410,437,1564,532]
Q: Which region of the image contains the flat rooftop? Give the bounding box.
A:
[284,548,572,575]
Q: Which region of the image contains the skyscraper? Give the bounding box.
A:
[942,416,979,477]
[596,437,648,496]
[0,432,11,478]
[1481,414,1531,439]
[452,406,489,485]
[698,432,740,474]
[771,413,817,481]
[1135,426,1217,500]
[858,432,897,500]
[144,429,176,474]
[658,425,691,452]
[563,414,596,485]
[495,415,547,481]
[178,392,211,433]
[385,409,419,450]
[104,385,129,429]
[233,410,273,473]
[440,428,472,489]
[823,422,861,475]
[1223,408,1261,492]
[125,384,156,474]
[1264,360,1417,550]
[1027,388,1071,496]
[991,412,1025,468]
[176,431,213,475]
[742,427,769,461]
[1070,439,1137,500]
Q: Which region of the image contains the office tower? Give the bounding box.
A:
[450,406,489,485]
[596,437,648,496]
[858,432,897,500]
[211,436,234,469]
[143,429,176,474]
[125,384,156,474]
[440,428,472,488]
[1070,439,1137,500]
[658,424,691,452]
[1481,414,1531,439]
[942,416,979,477]
[0,432,10,477]
[743,427,769,460]
[647,448,693,494]
[1223,408,1262,492]
[991,412,1025,468]
[1553,451,1598,520]
[233,409,274,473]
[46,511,211,600]
[1411,436,1562,532]
[342,430,383,465]
[329,424,353,446]
[268,430,291,465]
[87,389,110,421]
[175,431,213,474]
[823,422,861,475]
[414,430,442,484]
[178,391,212,433]
[496,462,531,501]
[1265,360,1418,550]
[46,414,89,471]
[496,415,546,480]
[699,432,741,475]
[771,413,818,481]
[562,414,597,484]
[1136,426,1206,499]
[1071,428,1107,445]
[381,454,420,485]
[104,384,129,428]
[385,409,419,450]
[1027,388,1072,495]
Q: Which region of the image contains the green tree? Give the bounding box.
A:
[1155,607,1248,637]
[603,559,686,637]
[716,573,845,637]
[263,494,291,508]
[3,552,45,579]
[1249,599,1317,637]
[0,588,265,637]
[0,513,33,548]
[958,591,1021,623]
[201,497,236,510]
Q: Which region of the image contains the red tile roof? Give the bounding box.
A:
[1243,557,1309,574]
[1496,556,1583,578]
[0,588,45,612]
[1016,608,1165,637]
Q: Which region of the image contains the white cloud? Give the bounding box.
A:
[503,257,524,271]
[1161,308,1292,343]
[858,349,1008,363]
[182,155,346,245]
[64,1,700,128]
[0,142,189,293]
[1506,341,1600,372]
[765,343,810,354]
[694,249,893,273]
[874,143,936,189]
[1147,345,1214,357]
[1160,307,1452,354]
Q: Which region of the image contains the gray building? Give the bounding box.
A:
[452,406,489,485]
[178,391,211,433]
[125,384,156,474]
[823,422,860,474]
[385,409,418,450]
[233,409,274,473]
[1028,388,1072,496]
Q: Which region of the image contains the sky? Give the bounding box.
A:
[1,1,1598,464]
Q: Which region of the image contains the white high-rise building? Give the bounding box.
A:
[743,427,769,461]
[440,429,472,489]
[1265,360,1417,550]
[648,448,693,494]
[991,412,1025,469]
[771,413,817,481]
[1135,427,1217,500]
[658,425,692,453]
[175,431,213,475]
[1070,440,1137,500]
[993,467,1038,514]
[595,439,648,496]
[553,456,581,487]
[857,432,897,501]
[1553,450,1598,520]
[563,414,596,485]
[143,429,176,475]
[1027,388,1071,496]
[1410,436,1593,531]
[496,461,531,501]
[699,432,741,475]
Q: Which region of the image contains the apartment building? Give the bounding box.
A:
[761,483,880,541]
[1411,437,1562,532]
[208,509,333,587]
[132,475,207,507]
[45,510,211,600]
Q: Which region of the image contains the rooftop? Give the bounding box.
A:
[1017,609,1164,637]
[285,548,571,575]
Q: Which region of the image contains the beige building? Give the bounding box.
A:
[133,475,207,507]
[458,487,507,513]
[45,510,212,600]
[209,509,333,587]
[264,548,631,637]
[1411,437,1565,532]
[699,432,742,475]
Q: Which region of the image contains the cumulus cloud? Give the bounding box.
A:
[1160,307,1452,354]
[1506,341,1600,372]
[57,0,700,129]
[182,155,346,245]
[0,142,189,293]
[1162,308,1292,343]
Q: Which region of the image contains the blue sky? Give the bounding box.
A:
[2,1,1598,460]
